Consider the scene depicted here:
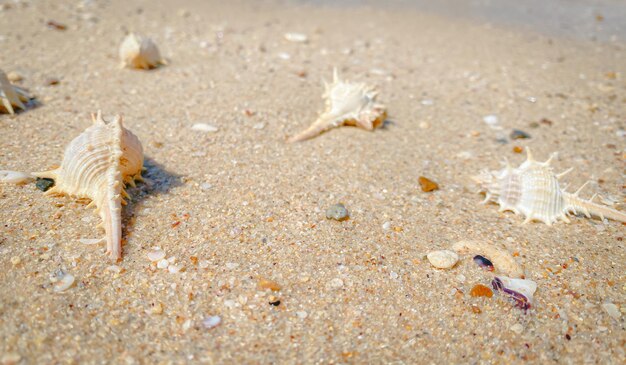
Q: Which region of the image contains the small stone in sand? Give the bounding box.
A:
[147,249,166,262]
[10,256,21,266]
[510,323,524,334]
[258,278,281,291]
[427,250,458,269]
[168,264,183,273]
[47,20,67,30]
[35,178,55,192]
[284,32,308,43]
[296,311,308,319]
[329,278,344,289]
[52,271,75,292]
[7,71,22,82]
[157,259,169,269]
[44,77,60,86]
[1,353,21,365]
[268,296,281,306]
[418,176,439,192]
[326,203,349,221]
[602,302,620,320]
[202,316,221,329]
[470,284,493,298]
[510,129,531,140]
[512,146,523,153]
[191,123,218,133]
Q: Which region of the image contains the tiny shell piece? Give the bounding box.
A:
[474,148,626,224]
[33,111,144,261]
[119,33,166,70]
[326,203,349,221]
[284,32,308,43]
[452,240,523,278]
[427,250,459,269]
[147,249,166,262]
[0,69,31,115]
[0,170,33,184]
[492,276,537,310]
[289,68,387,142]
[53,272,75,292]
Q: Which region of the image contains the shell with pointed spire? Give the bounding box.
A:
[33,111,144,261]
[288,68,387,142]
[119,33,166,70]
[473,149,626,225]
[0,69,31,115]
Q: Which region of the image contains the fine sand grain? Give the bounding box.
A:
[1,0,624,363]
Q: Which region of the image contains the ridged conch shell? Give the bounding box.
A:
[474,148,626,225]
[119,33,166,70]
[0,69,31,115]
[288,68,387,142]
[34,111,144,261]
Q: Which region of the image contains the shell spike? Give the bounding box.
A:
[573,181,591,196]
[544,152,558,166]
[556,167,574,180]
[525,147,534,162]
[564,193,626,223]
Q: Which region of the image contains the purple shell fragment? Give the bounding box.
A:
[473,255,494,271]
[492,276,537,310]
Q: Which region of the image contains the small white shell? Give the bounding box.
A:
[0,69,31,115]
[289,68,387,142]
[53,272,75,292]
[33,111,144,261]
[147,249,166,262]
[0,170,33,184]
[474,148,626,224]
[427,250,459,269]
[79,238,104,245]
[119,33,166,70]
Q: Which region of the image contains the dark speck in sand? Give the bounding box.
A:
[36,178,55,192]
[510,129,531,140]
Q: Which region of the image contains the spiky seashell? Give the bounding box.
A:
[474,148,626,225]
[119,33,166,70]
[34,111,144,261]
[288,68,386,142]
[0,69,31,115]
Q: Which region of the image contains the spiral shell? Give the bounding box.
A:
[289,68,386,142]
[0,69,31,115]
[474,149,626,225]
[34,111,144,261]
[119,33,166,70]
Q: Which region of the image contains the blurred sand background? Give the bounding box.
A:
[0,0,625,363]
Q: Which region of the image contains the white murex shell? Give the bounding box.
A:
[289,68,387,142]
[119,33,166,70]
[34,111,144,261]
[474,148,626,225]
[0,69,31,115]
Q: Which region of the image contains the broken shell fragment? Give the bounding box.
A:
[427,250,459,269]
[289,68,387,142]
[0,69,32,115]
[452,240,523,278]
[33,111,144,261]
[492,276,537,310]
[119,33,166,70]
[0,170,33,184]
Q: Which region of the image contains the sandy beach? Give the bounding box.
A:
[1,0,624,363]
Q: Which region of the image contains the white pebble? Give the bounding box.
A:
[295,311,308,319]
[456,274,466,283]
[202,315,221,329]
[168,264,183,273]
[427,250,459,269]
[382,221,391,230]
[329,278,344,289]
[147,249,166,262]
[157,259,169,269]
[200,182,212,191]
[105,265,123,273]
[390,271,399,279]
[284,32,308,43]
[510,323,524,334]
[253,122,265,130]
[224,300,236,308]
[277,52,291,60]
[602,302,621,320]
[483,115,498,125]
[191,123,218,133]
[199,260,210,269]
[225,262,239,270]
[53,273,75,292]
